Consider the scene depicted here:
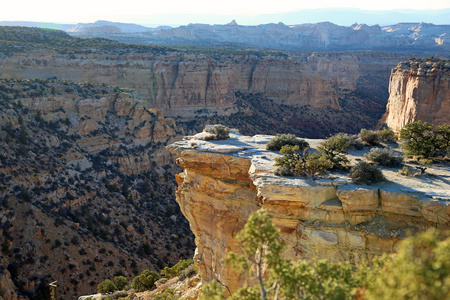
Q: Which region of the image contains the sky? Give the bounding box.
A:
[2,0,450,26]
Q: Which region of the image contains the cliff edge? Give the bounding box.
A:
[168,132,449,294]
[383,60,450,132]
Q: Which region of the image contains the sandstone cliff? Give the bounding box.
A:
[0,50,340,118]
[0,46,410,137]
[168,133,449,294]
[383,60,450,131]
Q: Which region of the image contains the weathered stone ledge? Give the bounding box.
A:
[167,132,449,293]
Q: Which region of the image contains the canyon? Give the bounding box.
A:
[168,132,449,295]
[0,42,411,137]
[0,79,195,299]
[383,59,450,131]
[0,26,449,299]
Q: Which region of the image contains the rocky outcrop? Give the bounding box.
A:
[383,60,450,131]
[168,133,449,294]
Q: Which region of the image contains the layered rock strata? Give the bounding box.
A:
[383,60,450,131]
[168,133,449,293]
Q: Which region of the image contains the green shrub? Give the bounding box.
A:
[349,162,385,185]
[266,133,309,151]
[153,288,177,300]
[377,128,397,143]
[317,133,355,168]
[98,279,117,294]
[364,148,403,167]
[178,264,197,281]
[113,276,129,290]
[161,259,195,279]
[274,164,294,176]
[131,270,160,292]
[399,121,450,159]
[204,124,230,140]
[274,145,332,180]
[359,128,379,145]
[399,166,413,176]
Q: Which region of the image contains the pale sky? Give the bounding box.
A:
[2,0,450,25]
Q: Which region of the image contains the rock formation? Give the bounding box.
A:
[0,79,194,299]
[383,60,450,131]
[168,133,449,294]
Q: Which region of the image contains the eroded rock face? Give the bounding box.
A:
[383,60,450,131]
[168,133,449,294]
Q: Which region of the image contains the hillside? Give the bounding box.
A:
[0,79,194,299]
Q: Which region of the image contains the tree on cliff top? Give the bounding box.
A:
[399,121,450,174]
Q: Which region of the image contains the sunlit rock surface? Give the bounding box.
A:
[168,132,449,294]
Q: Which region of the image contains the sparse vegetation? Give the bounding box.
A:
[399,121,450,159]
[364,148,403,167]
[377,128,397,143]
[274,145,332,180]
[359,128,379,145]
[317,133,355,169]
[131,270,160,292]
[161,259,195,279]
[98,279,117,294]
[204,124,231,140]
[349,162,385,185]
[266,133,309,151]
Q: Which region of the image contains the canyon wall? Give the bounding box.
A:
[383,60,450,131]
[168,133,449,294]
[0,50,407,121]
[0,51,339,118]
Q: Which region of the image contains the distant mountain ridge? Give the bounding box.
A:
[64,20,450,53]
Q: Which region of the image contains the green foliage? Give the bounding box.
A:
[274,145,332,180]
[201,280,226,300]
[223,209,286,300]
[399,166,413,176]
[204,124,231,140]
[349,162,385,185]
[266,134,309,151]
[359,128,379,145]
[161,259,195,279]
[364,148,403,167]
[204,210,449,300]
[399,121,437,159]
[98,279,117,294]
[365,229,450,300]
[399,121,450,159]
[131,270,160,292]
[178,264,197,281]
[153,288,177,300]
[113,276,129,290]
[317,133,354,168]
[211,209,367,300]
[377,128,397,143]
